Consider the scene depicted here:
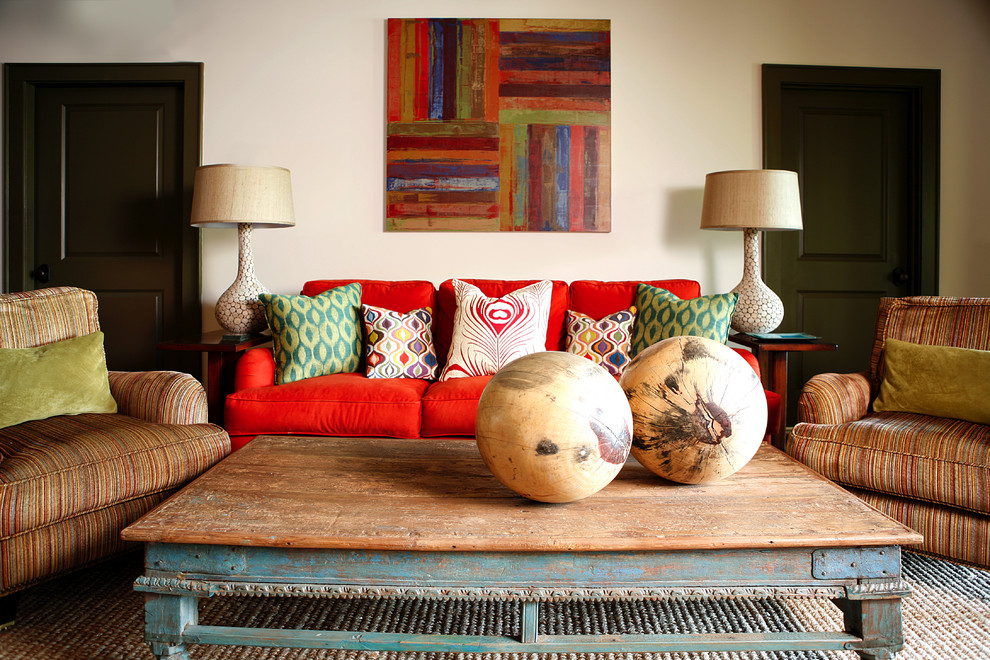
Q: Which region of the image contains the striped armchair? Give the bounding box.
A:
[0,287,230,627]
[787,296,990,567]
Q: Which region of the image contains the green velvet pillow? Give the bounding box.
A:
[873,338,990,424]
[630,284,738,356]
[0,331,117,429]
[260,283,363,385]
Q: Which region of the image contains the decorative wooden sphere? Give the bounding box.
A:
[475,351,633,503]
[619,335,767,484]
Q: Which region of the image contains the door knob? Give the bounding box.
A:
[30,264,51,283]
[892,267,910,285]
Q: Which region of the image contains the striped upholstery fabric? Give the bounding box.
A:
[0,287,231,598]
[1,492,172,596]
[0,287,100,348]
[0,414,229,538]
[787,412,990,514]
[848,488,990,569]
[790,296,990,567]
[868,296,990,391]
[109,371,209,425]
[796,371,872,426]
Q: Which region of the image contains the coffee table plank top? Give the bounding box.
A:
[122,435,921,552]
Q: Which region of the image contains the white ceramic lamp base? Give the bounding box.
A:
[214,223,270,340]
[729,228,785,334]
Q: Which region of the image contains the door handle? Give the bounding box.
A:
[30,264,51,283]
[891,267,910,285]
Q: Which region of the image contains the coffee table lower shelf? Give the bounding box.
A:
[133,542,911,660]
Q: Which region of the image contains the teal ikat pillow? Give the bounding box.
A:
[631,283,738,356]
[260,283,363,385]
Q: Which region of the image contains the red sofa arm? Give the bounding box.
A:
[731,347,759,377]
[730,347,780,443]
[234,347,277,391]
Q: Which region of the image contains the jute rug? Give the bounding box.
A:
[1,550,987,659]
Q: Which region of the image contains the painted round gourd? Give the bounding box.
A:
[619,335,766,484]
[475,351,633,503]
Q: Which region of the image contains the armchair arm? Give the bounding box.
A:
[796,371,872,426]
[108,371,209,425]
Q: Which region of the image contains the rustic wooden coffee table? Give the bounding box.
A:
[121,435,922,659]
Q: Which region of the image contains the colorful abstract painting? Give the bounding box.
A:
[386,18,611,232]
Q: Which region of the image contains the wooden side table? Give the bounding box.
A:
[158,331,271,425]
[728,334,838,450]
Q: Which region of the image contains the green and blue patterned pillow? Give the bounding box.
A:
[260,283,363,385]
[630,284,738,356]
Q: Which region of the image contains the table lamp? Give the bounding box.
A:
[191,164,295,340]
[700,169,803,334]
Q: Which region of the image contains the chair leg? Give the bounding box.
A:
[0,592,19,630]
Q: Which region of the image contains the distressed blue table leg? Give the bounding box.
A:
[835,595,904,660]
[520,601,539,643]
[144,593,198,660]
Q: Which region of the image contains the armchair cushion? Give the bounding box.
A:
[0,414,229,595]
[0,331,116,429]
[788,412,990,516]
[0,414,229,539]
[873,338,990,425]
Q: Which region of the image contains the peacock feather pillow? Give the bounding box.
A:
[260,283,363,385]
[631,284,737,355]
[440,279,552,381]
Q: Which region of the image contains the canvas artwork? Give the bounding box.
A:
[386,18,611,232]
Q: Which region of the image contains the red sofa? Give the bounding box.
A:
[225,278,781,451]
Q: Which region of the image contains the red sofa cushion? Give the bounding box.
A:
[435,279,570,367]
[225,372,429,441]
[420,376,492,437]
[301,279,436,312]
[569,279,701,319]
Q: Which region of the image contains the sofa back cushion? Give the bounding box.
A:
[435,279,570,367]
[870,296,990,390]
[568,279,701,319]
[302,280,436,312]
[0,286,101,349]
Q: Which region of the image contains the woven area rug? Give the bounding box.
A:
[1,550,987,659]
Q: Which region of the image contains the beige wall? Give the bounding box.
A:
[2,0,988,330]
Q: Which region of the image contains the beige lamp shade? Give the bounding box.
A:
[190,164,295,338]
[700,169,802,231]
[698,169,802,335]
[190,164,295,228]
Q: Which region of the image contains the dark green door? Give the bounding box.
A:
[762,65,939,426]
[4,63,202,373]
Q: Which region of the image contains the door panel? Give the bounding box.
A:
[762,65,939,427]
[779,89,911,378]
[35,86,179,371]
[4,64,202,373]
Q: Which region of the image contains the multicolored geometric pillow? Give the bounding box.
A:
[362,304,438,379]
[260,283,362,385]
[631,284,738,355]
[566,307,637,376]
[439,279,552,381]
